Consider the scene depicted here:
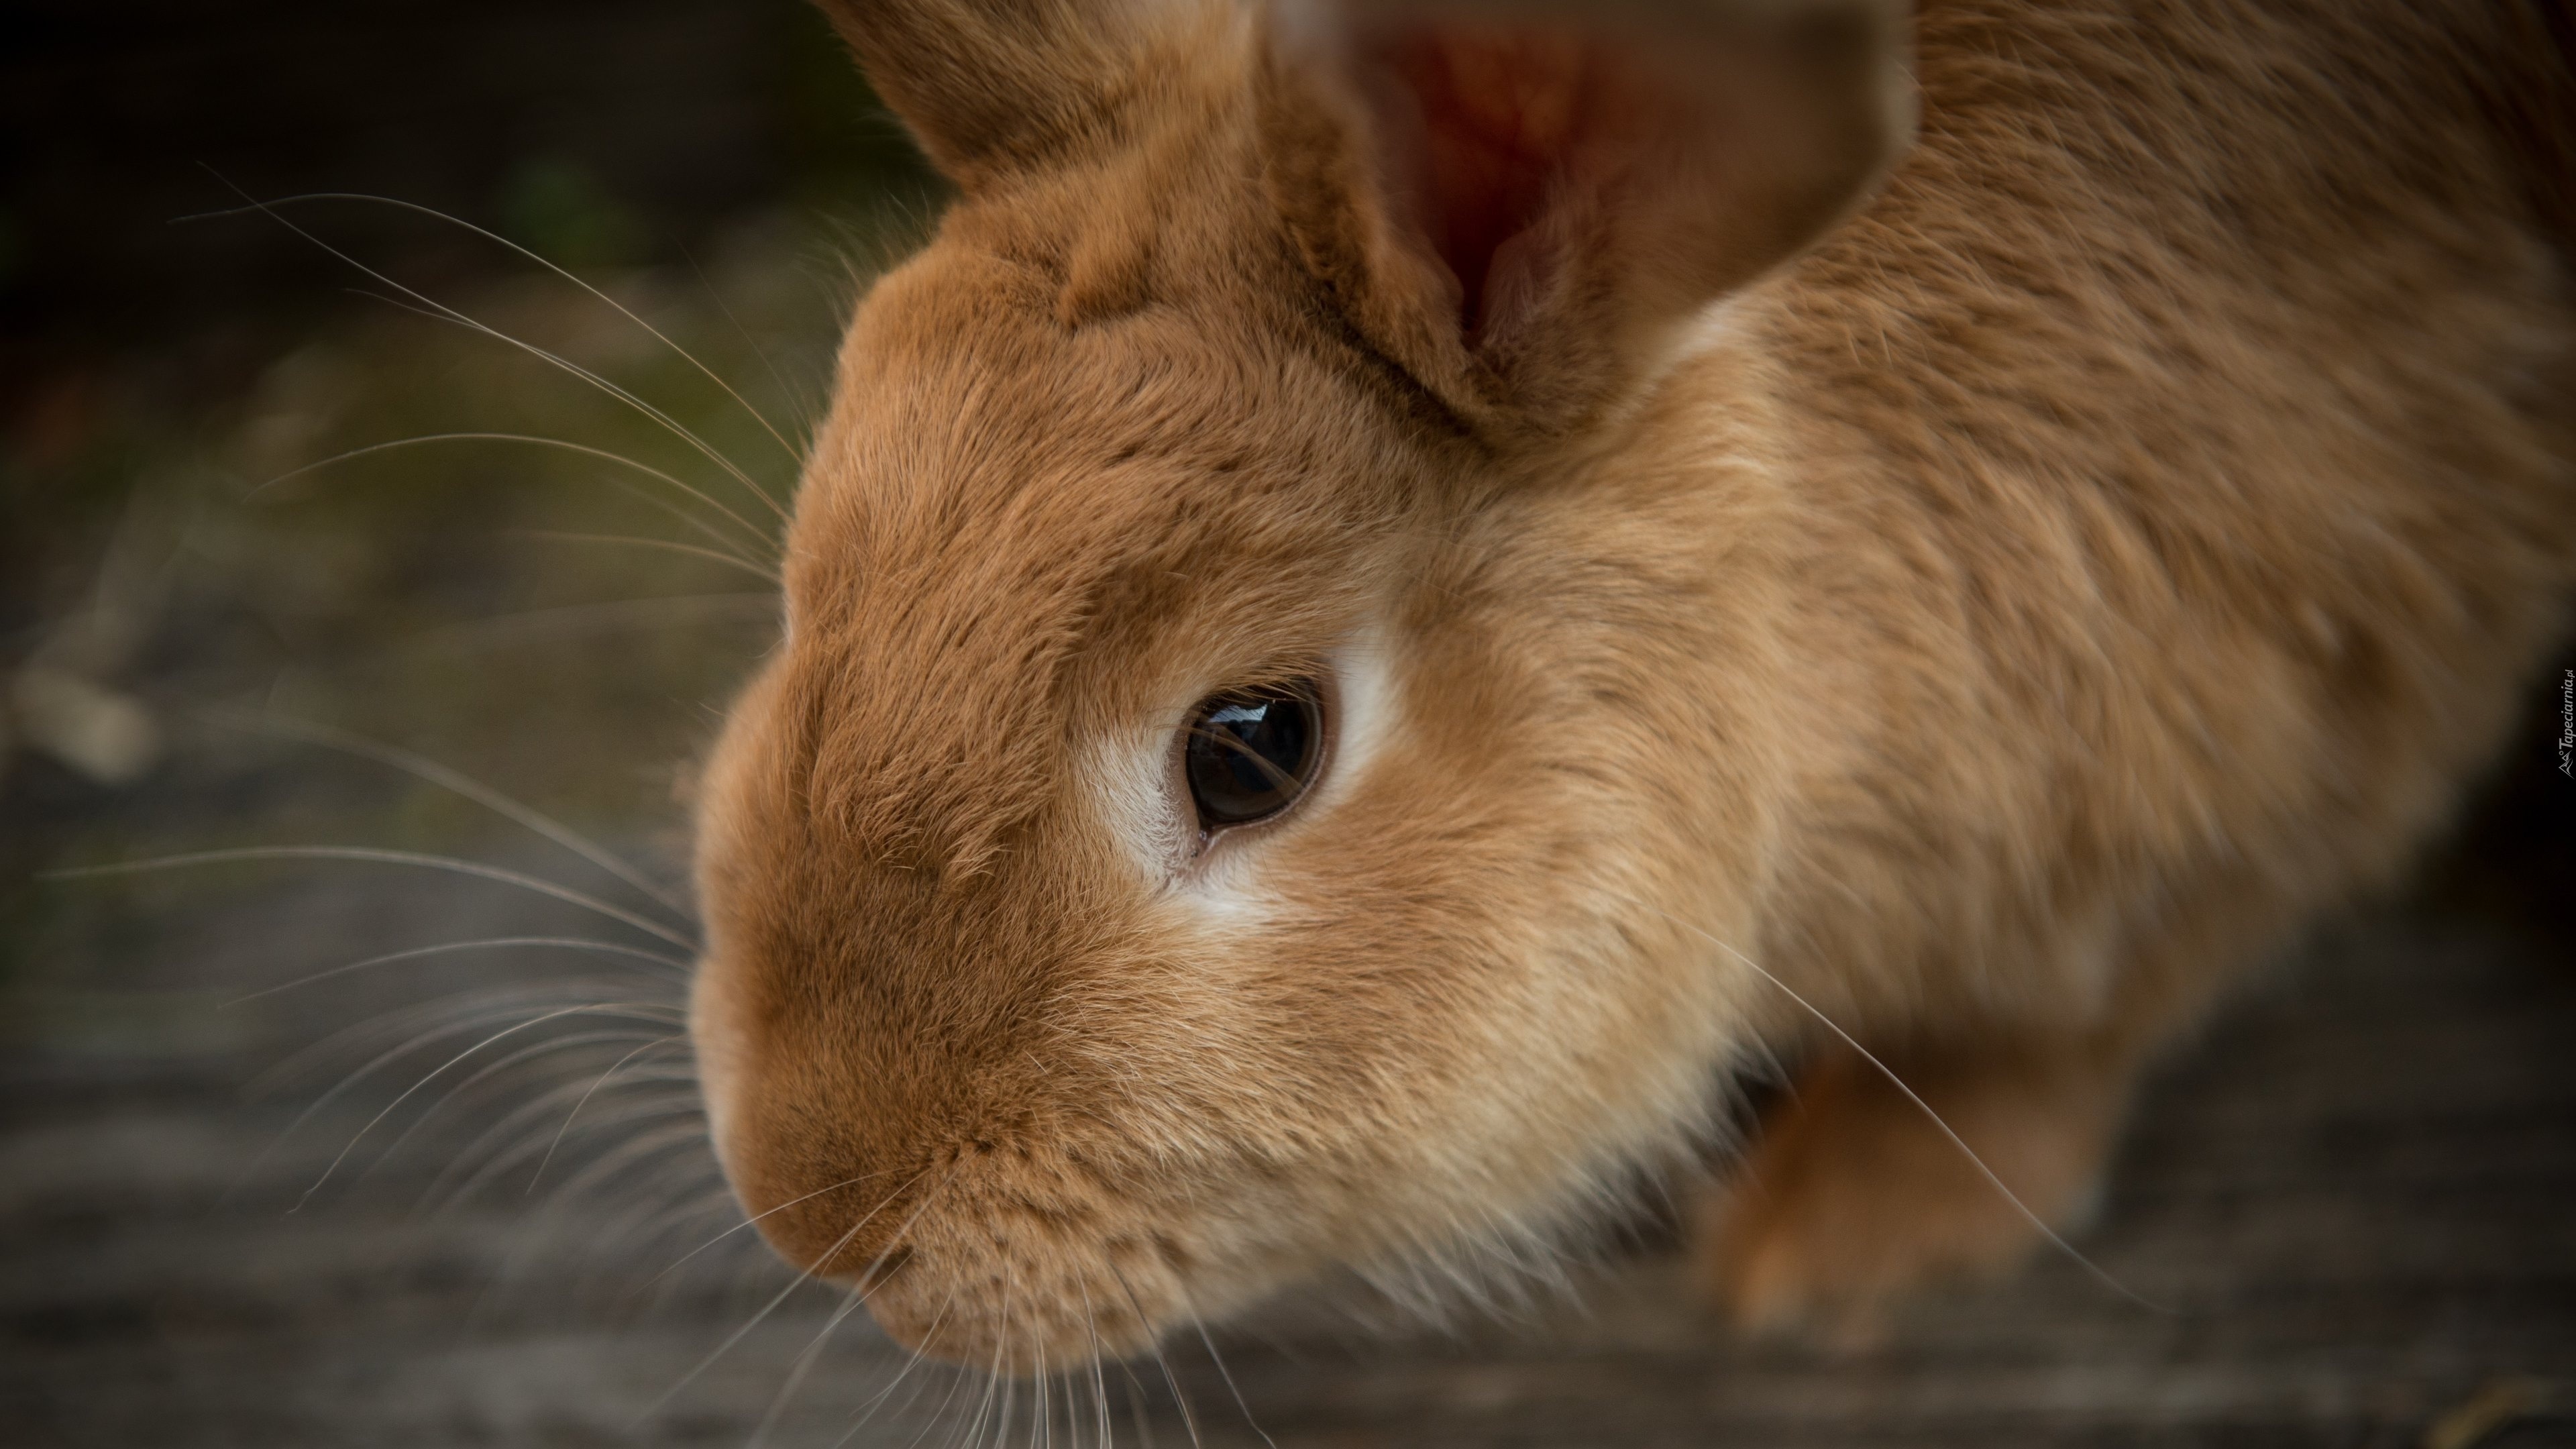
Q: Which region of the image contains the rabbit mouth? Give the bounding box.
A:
[857,1232,1190,1371]
[753,1144,1222,1371]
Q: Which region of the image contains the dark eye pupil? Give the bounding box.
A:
[1184,684,1321,829]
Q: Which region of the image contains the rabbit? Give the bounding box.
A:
[684,0,2576,1369]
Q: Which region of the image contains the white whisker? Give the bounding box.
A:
[899,1352,976,1449]
[509,529,784,585]
[224,936,688,1008]
[598,1183,741,1301]
[467,1123,727,1328]
[246,431,779,562]
[185,191,806,492]
[963,1272,1011,1449]
[644,1163,948,1424]
[190,180,791,520]
[526,1034,688,1191]
[835,1286,957,1449]
[1110,1265,1201,1449]
[645,1169,902,1289]
[366,1028,675,1188]
[1184,1305,1272,1449]
[438,1096,706,1219]
[749,1279,875,1449]
[254,981,667,1102]
[235,989,641,1202]
[408,1036,689,1193]
[205,712,692,916]
[1647,904,2173,1315]
[46,846,696,950]
[407,590,777,651]
[1078,1279,1112,1449]
[299,1001,668,1208]
[1116,1361,1158,1449]
[1035,1342,1053,1449]
[678,239,808,442]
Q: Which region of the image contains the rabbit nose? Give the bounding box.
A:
[722,1114,930,1281]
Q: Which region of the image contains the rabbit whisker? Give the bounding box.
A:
[329,281,789,532]
[677,238,808,439]
[898,1349,975,1449]
[453,1116,710,1274]
[256,984,676,1110]
[234,989,651,1203]
[592,470,786,573]
[1030,1342,1051,1449]
[1032,1343,1049,1449]
[511,529,786,586]
[966,1347,1001,1449]
[1183,1299,1273,1449]
[645,1168,906,1289]
[527,1034,689,1191]
[246,431,780,564]
[46,845,696,949]
[481,1126,718,1285]
[368,1028,676,1191]
[1078,1279,1113,1449]
[557,1154,729,1254]
[1645,903,2173,1316]
[475,1112,709,1226]
[409,590,777,651]
[834,1285,957,1449]
[328,271,787,537]
[462,1122,724,1332]
[195,179,786,517]
[301,1001,667,1208]
[608,1187,743,1307]
[425,1054,696,1212]
[966,1273,1012,1449]
[747,1277,875,1449]
[647,1162,949,1424]
[1117,1359,1158,1449]
[183,191,806,489]
[224,935,689,1008]
[1110,1263,1201,1449]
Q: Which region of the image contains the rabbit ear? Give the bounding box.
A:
[813,0,1193,187]
[1258,0,1914,437]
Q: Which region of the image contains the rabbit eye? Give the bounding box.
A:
[1183,684,1323,831]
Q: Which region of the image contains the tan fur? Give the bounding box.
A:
[687,0,2576,1366]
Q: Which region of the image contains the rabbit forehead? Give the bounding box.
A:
[799,235,1395,588]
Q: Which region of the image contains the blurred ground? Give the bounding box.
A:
[3,3,2575,1447]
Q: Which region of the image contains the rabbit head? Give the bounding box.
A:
[688,0,1911,1368]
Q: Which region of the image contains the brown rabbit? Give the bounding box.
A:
[684,0,2576,1368]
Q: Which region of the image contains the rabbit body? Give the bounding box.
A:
[686,0,2576,1363]
[1678,1,2576,1319]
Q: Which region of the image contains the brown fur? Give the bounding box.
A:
[687,0,2576,1367]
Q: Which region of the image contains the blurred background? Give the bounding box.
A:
[1,2,2571,1446]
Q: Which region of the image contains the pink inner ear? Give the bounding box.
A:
[1373,24,1636,339]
